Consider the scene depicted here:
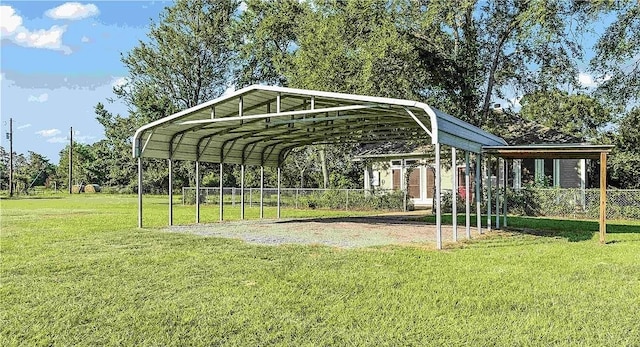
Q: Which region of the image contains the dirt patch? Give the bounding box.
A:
[165,213,485,248]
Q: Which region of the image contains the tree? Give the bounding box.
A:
[93,103,139,188]
[0,146,9,190]
[608,108,640,189]
[519,89,612,141]
[282,0,419,187]
[100,0,240,192]
[590,3,640,107]
[404,0,586,125]
[120,0,239,111]
[56,143,100,188]
[233,0,304,87]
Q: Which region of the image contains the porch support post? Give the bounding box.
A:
[219,163,224,221]
[168,159,173,226]
[476,154,482,234]
[195,160,200,223]
[277,166,281,219]
[599,152,607,243]
[451,147,457,242]
[514,159,522,189]
[138,157,143,228]
[486,155,492,231]
[465,151,471,239]
[503,159,508,227]
[496,158,501,230]
[240,164,245,220]
[435,143,442,250]
[260,166,264,219]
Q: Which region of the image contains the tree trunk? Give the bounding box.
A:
[481,22,515,125]
[319,148,329,189]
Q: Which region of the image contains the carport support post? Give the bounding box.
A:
[277,166,281,219]
[451,147,458,242]
[240,164,245,220]
[260,166,264,219]
[137,157,143,228]
[168,159,173,226]
[435,143,442,250]
[476,154,482,234]
[465,151,471,239]
[195,161,200,223]
[219,163,224,221]
[599,152,607,243]
[486,155,492,231]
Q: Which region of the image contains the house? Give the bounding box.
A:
[355,114,591,208]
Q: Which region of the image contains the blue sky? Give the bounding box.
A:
[1,1,170,163]
[1,1,611,164]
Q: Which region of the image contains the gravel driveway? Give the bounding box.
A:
[165,214,480,248]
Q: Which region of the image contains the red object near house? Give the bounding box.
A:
[458,185,473,200]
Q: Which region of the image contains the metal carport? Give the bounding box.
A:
[133,85,507,249]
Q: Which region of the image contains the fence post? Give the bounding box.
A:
[249,188,252,208]
[346,189,349,211]
[295,188,299,209]
[232,187,236,206]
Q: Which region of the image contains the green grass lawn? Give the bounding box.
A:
[1,194,639,345]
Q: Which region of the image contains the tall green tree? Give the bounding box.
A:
[608,107,640,189]
[120,0,239,110]
[56,143,101,188]
[405,0,586,125]
[590,2,639,107]
[233,0,304,87]
[519,89,612,141]
[99,0,240,191]
[289,0,417,98]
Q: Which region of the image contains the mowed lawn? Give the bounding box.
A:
[1,195,639,346]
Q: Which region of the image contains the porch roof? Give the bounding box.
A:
[482,143,614,160]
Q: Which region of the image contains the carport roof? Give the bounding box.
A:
[133,85,507,166]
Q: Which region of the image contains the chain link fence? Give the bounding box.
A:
[182,187,410,211]
[508,188,640,220]
[184,187,639,220]
[475,188,639,220]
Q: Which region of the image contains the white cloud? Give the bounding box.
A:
[111,76,127,88]
[46,2,99,20]
[81,35,90,43]
[46,136,68,144]
[0,5,22,36]
[36,128,61,137]
[14,25,71,54]
[28,93,49,103]
[1,5,72,54]
[17,123,32,130]
[578,72,598,88]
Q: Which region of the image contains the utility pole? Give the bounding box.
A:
[8,118,13,197]
[68,127,73,194]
